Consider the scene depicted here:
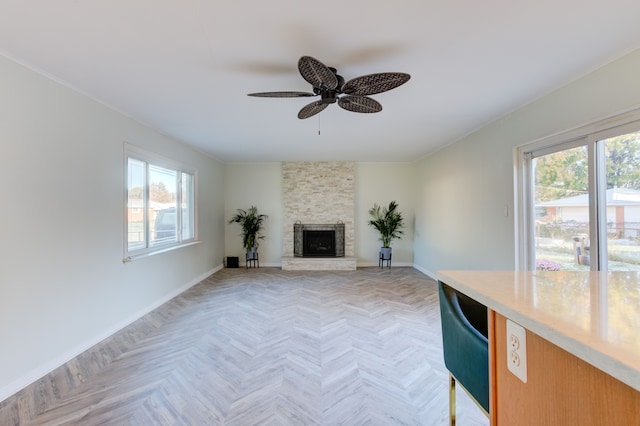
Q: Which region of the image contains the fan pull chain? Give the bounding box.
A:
[318,114,321,135]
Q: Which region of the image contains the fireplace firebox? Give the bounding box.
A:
[294,223,345,257]
[303,230,335,256]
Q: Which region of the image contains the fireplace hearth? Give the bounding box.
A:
[294,223,345,257]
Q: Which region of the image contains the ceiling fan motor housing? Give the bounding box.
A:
[315,69,345,104]
[320,89,338,104]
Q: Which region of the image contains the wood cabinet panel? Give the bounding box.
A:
[493,313,640,425]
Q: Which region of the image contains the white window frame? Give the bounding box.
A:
[515,108,640,271]
[123,143,198,262]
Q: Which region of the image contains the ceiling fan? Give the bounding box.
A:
[248,56,410,119]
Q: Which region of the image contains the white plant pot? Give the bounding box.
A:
[246,246,258,260]
[380,247,392,260]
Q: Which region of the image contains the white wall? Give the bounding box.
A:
[0,55,225,400]
[413,48,640,277]
[223,162,414,266]
[224,163,283,265]
[355,163,414,265]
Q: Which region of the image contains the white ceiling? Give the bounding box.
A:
[2,1,640,162]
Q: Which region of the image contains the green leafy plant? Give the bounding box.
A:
[368,200,405,248]
[228,206,268,249]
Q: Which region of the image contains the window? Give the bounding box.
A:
[517,115,640,271]
[125,145,196,261]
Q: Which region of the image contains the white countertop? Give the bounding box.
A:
[436,270,640,392]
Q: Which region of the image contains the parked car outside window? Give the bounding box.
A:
[153,207,177,244]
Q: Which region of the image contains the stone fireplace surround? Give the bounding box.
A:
[281,162,356,271]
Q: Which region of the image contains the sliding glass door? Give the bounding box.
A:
[532,144,591,271]
[602,130,640,270]
[521,124,640,271]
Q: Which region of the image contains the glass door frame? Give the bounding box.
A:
[515,112,640,271]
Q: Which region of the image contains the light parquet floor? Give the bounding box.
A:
[1,267,488,425]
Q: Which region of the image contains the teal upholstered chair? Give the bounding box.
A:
[438,281,489,424]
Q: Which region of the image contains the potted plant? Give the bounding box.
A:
[368,200,405,261]
[228,206,268,260]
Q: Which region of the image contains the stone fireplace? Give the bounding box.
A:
[281,162,356,270]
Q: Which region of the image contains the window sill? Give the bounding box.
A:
[123,241,201,263]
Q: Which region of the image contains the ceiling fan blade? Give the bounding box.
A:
[298,101,329,119]
[342,72,410,96]
[247,91,316,98]
[337,95,382,114]
[298,56,338,90]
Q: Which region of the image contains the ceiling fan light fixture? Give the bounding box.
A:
[248,56,410,119]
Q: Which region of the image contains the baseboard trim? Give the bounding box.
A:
[0,264,222,403]
[231,262,418,269]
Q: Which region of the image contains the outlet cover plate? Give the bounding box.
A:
[506,319,527,383]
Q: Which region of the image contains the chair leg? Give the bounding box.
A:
[449,373,456,426]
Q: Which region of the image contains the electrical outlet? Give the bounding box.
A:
[506,319,527,383]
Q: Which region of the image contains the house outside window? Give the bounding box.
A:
[125,145,196,261]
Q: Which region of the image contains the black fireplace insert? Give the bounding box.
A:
[303,230,335,257]
[294,223,345,257]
